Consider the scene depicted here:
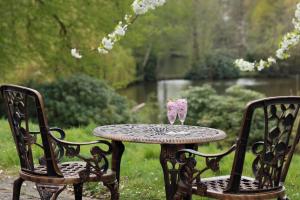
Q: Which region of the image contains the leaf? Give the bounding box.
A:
[264,151,274,164]
[283,113,294,127]
[269,127,280,139]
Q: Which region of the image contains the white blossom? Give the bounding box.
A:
[267,57,276,64]
[293,19,300,31]
[132,1,148,15]
[257,60,266,71]
[234,3,300,71]
[234,59,255,71]
[98,47,108,54]
[124,14,132,23]
[276,48,285,60]
[132,0,166,15]
[114,22,127,36]
[70,48,82,59]
[102,37,114,50]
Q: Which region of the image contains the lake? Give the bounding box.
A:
[119,76,300,108]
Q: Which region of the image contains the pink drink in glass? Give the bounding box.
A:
[167,101,177,125]
[176,99,188,125]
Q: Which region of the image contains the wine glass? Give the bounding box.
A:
[176,99,188,125]
[167,100,177,125]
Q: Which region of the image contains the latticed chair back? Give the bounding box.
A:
[226,96,300,193]
[0,84,62,177]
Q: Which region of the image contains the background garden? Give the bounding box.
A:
[2,0,300,199]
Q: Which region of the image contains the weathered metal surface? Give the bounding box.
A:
[93,124,226,144]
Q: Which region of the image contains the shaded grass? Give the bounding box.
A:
[1,119,300,199]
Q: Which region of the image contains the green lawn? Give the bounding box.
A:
[1,119,300,199]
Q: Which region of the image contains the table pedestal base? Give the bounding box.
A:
[111,141,198,200]
[160,144,198,200]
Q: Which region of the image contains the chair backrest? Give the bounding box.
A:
[0,84,62,177]
[226,96,300,192]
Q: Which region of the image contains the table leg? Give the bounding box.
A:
[111,141,125,183]
[160,144,197,200]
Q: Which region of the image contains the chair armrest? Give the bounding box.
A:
[176,144,236,172]
[174,145,236,198]
[48,127,113,179]
[49,127,112,151]
[177,144,236,159]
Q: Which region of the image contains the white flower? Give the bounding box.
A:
[233,3,300,72]
[114,22,127,36]
[132,1,148,15]
[276,48,285,59]
[102,37,114,50]
[70,48,82,59]
[96,0,167,54]
[235,59,255,71]
[293,19,300,31]
[98,47,108,54]
[257,60,266,71]
[124,14,132,23]
[156,0,166,6]
[267,57,276,64]
[108,33,116,39]
[132,0,166,15]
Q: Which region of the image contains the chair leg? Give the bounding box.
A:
[173,184,187,200]
[104,180,119,200]
[36,184,66,200]
[13,177,24,200]
[74,183,83,200]
[278,192,289,200]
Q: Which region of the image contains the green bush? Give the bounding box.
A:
[186,53,240,80]
[182,85,265,144]
[32,74,133,128]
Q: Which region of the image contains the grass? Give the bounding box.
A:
[1,119,300,199]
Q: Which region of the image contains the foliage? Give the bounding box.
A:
[30,74,134,128]
[2,0,300,86]
[186,52,240,80]
[182,85,265,144]
[0,0,136,88]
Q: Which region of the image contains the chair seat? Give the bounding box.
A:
[192,175,285,200]
[20,162,116,185]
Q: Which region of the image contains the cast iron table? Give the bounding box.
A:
[93,124,226,200]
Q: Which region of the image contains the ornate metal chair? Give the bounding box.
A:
[174,97,300,200]
[0,85,119,200]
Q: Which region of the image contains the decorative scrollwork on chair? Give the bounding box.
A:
[1,85,119,200]
[174,145,236,198]
[48,128,112,180]
[174,97,300,200]
[251,103,300,189]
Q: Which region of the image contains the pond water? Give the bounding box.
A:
[118,76,300,108]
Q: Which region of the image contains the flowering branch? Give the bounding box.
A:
[71,0,166,59]
[235,3,300,71]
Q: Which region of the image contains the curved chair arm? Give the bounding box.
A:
[177,144,236,160]
[48,127,113,180]
[49,127,112,149]
[176,144,236,170]
[173,144,237,198]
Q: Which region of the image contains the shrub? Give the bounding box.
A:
[182,85,265,144]
[32,74,133,127]
[186,53,240,80]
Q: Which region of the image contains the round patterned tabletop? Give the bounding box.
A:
[93,124,226,144]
